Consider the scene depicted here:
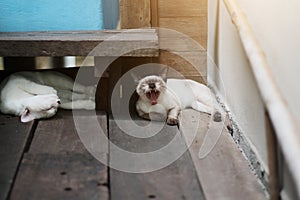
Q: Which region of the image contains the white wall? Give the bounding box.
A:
[208,0,299,199]
[208,0,267,166]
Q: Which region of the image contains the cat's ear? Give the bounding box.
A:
[131,73,141,84]
[160,67,169,82]
[21,108,35,123]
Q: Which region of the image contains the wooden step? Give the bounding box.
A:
[179,109,267,200]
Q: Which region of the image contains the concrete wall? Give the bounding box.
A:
[208,0,298,199]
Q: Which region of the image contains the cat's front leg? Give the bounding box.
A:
[167,106,180,125]
[136,108,150,120]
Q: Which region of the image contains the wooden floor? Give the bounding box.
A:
[0,109,267,200]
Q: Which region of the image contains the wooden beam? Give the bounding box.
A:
[0,30,158,57]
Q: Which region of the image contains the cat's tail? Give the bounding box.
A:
[197,97,228,159]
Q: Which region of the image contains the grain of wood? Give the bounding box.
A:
[120,0,151,28]
[109,118,205,200]
[0,115,35,200]
[10,110,109,200]
[159,0,207,17]
[10,153,108,200]
[159,51,207,79]
[159,17,207,47]
[150,0,159,27]
[0,30,158,57]
[28,110,106,155]
[179,109,267,200]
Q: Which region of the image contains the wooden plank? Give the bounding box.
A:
[159,0,207,17]
[159,50,207,80]
[109,118,205,200]
[150,0,159,27]
[11,110,109,200]
[180,109,267,200]
[159,17,207,48]
[120,0,151,28]
[10,153,108,200]
[159,35,205,52]
[28,110,108,158]
[0,114,35,200]
[0,29,158,57]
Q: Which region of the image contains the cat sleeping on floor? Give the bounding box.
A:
[134,71,218,125]
[0,71,96,123]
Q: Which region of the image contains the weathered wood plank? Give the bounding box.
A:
[159,50,207,80]
[150,0,159,27]
[180,109,267,200]
[159,0,207,17]
[0,29,158,57]
[10,153,108,200]
[109,118,205,200]
[0,114,35,200]
[11,110,109,200]
[159,17,207,48]
[120,0,151,28]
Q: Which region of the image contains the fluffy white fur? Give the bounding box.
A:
[0,71,96,122]
[135,75,213,125]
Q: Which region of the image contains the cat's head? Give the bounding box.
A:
[20,95,60,123]
[21,106,59,123]
[135,75,167,105]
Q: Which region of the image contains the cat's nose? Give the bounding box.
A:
[57,100,61,104]
[149,83,155,89]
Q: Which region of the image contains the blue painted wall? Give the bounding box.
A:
[0,0,104,32]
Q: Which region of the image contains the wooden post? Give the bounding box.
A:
[266,112,281,200]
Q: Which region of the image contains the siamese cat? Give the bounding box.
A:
[134,72,217,125]
[0,71,96,123]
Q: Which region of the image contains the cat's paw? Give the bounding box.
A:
[167,117,178,126]
[29,94,60,111]
[140,113,150,120]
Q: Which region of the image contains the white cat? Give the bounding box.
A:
[134,74,216,125]
[0,71,96,122]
